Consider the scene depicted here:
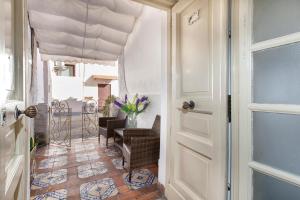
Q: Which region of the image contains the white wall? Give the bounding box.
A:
[120,6,168,185]
[35,49,45,103]
[51,76,82,100]
[124,6,162,94]
[50,62,119,101]
[77,63,119,99]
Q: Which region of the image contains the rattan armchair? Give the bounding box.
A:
[122,115,160,182]
[99,111,126,147]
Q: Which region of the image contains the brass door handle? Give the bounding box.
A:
[15,105,38,119]
[182,100,195,110]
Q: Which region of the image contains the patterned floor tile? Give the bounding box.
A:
[77,162,107,178]
[104,147,121,157]
[38,156,68,169]
[85,144,96,151]
[76,151,100,162]
[75,143,96,152]
[44,147,68,156]
[31,169,68,190]
[31,136,162,199]
[111,158,124,170]
[74,144,85,152]
[123,169,158,190]
[31,189,67,200]
[80,178,118,200]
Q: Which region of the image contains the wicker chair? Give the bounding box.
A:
[99,111,127,147]
[122,115,160,182]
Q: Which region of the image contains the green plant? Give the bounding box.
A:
[114,94,150,115]
[102,95,116,117]
[30,137,37,152]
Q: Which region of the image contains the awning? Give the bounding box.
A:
[84,75,118,86]
[28,0,143,64]
[92,75,118,81]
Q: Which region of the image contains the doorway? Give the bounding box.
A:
[98,84,111,109]
[165,0,229,199]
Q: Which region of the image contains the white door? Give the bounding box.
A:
[0,0,32,199]
[166,0,228,199]
[238,0,300,199]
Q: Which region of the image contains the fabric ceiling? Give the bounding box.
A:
[28,0,143,64]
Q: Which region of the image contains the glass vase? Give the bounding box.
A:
[127,112,137,128]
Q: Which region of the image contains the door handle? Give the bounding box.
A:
[182,100,195,110]
[15,105,38,119]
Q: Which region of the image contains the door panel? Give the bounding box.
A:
[253,0,300,43]
[253,112,300,176]
[180,112,212,139]
[166,0,228,199]
[0,0,30,199]
[174,143,210,200]
[4,126,16,168]
[238,0,300,199]
[253,171,300,200]
[180,0,210,94]
[0,112,26,200]
[253,42,300,105]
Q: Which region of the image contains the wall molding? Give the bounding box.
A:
[132,0,178,9]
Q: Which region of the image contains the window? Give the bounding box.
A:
[54,62,76,77]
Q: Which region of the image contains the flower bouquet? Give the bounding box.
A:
[114,94,150,128]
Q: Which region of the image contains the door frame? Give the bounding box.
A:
[230,0,242,199]
[136,0,233,198]
[98,83,112,108]
[230,0,256,198]
[128,0,173,189]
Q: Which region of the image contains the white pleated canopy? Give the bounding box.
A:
[28,0,143,64]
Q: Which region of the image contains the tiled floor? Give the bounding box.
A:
[30,136,164,200]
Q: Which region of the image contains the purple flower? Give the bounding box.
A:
[138,102,149,114]
[136,98,140,108]
[140,96,148,102]
[114,100,124,108]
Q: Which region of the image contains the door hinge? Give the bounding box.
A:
[227,183,231,191]
[228,95,231,123]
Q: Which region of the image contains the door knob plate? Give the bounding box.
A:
[182,100,195,110]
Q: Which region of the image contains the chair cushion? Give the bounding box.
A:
[114,128,125,137]
[151,115,161,136]
[99,126,107,131]
[123,143,131,154]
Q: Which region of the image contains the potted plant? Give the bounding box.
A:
[103,95,116,117]
[114,94,150,128]
[30,137,37,178]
